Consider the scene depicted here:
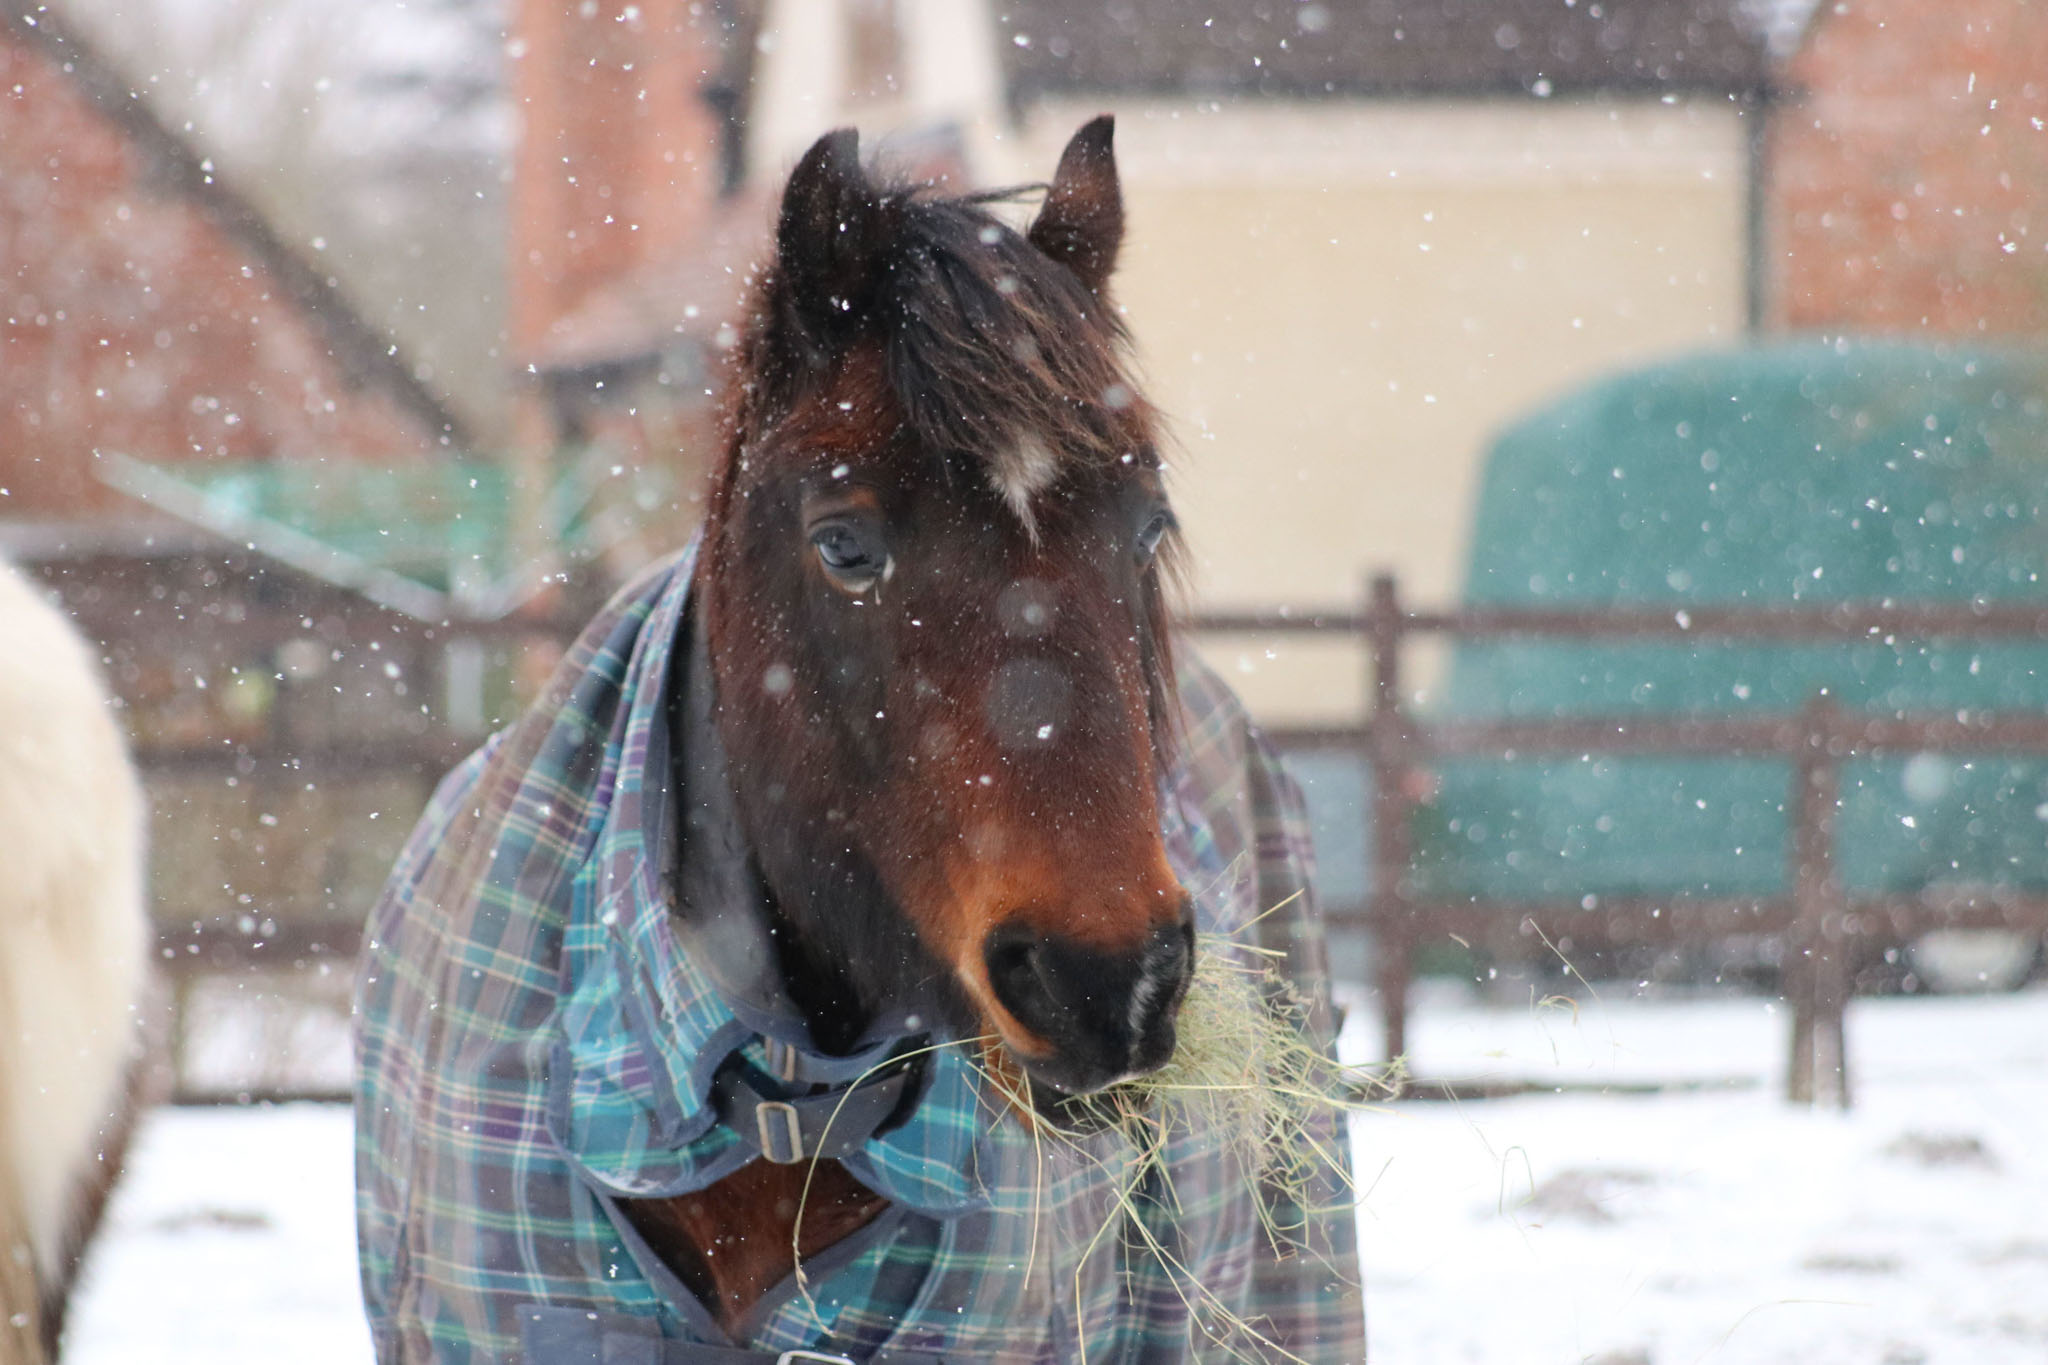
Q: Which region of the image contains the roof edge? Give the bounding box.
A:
[1010,73,1777,105]
[5,1,475,451]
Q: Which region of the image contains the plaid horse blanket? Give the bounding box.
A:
[354,540,1364,1362]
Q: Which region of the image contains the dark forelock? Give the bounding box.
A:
[874,190,1142,476]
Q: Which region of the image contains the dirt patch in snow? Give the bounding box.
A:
[147,1206,275,1235]
[1883,1130,1999,1169]
[1801,1249,1904,1275]
[1520,1167,1657,1223]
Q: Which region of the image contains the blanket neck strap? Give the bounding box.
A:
[709,1042,927,1166]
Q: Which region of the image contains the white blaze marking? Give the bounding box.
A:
[993,436,1060,542]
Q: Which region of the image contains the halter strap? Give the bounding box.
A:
[709,1044,925,1165]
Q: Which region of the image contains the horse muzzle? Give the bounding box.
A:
[981,910,1196,1098]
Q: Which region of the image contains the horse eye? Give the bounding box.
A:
[813,525,868,570]
[810,521,887,588]
[1136,511,1173,565]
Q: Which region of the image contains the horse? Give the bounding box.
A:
[631,112,1198,1320]
[0,561,149,1363]
[355,117,1361,1361]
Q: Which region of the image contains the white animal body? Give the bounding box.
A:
[0,561,148,1361]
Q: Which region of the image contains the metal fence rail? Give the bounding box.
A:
[1190,575,2048,1107]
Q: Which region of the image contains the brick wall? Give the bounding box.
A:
[0,30,438,517]
[1769,0,2048,335]
[507,0,724,359]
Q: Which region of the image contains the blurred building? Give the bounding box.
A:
[0,7,474,763]
[502,0,764,565]
[0,11,461,524]
[82,0,2048,723]
[1768,0,2048,336]
[1,10,487,1037]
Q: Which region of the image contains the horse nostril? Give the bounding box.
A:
[982,915,1196,1092]
[984,924,1061,1037]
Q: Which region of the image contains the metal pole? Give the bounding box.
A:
[1786,693,1850,1107]
[1367,573,1416,1067]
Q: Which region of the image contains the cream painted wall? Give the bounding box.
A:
[1020,98,1750,720]
[742,21,1752,720]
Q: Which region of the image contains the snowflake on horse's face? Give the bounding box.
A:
[698,118,1196,1109]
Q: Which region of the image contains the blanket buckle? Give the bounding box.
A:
[756,1099,806,1163]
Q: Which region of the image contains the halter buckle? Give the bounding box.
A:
[756,1098,806,1163]
[764,1036,801,1083]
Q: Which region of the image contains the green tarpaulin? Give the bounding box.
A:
[1417,341,2048,902]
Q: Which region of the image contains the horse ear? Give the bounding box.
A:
[776,128,891,344]
[1028,114,1124,295]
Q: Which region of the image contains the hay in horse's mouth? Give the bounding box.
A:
[975,915,1401,1187]
[957,918,1397,1361]
[1084,929,1398,1163]
[793,913,1392,1359]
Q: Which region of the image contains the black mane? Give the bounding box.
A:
[738,175,1147,485]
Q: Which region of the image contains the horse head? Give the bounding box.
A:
[697,117,1194,1109]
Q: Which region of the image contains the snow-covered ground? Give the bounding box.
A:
[65,1102,369,1365]
[65,983,2048,1363]
[1346,983,2048,1365]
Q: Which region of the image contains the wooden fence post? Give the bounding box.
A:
[1367,573,1416,1067]
[1786,693,1851,1107]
